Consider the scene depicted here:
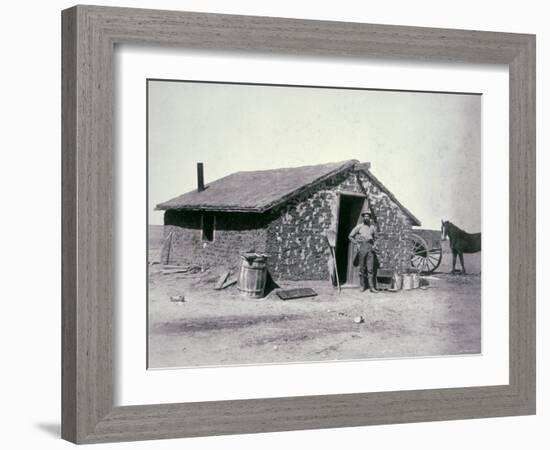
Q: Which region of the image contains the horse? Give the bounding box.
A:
[441,220,481,274]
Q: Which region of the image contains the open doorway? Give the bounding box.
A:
[335,194,366,287]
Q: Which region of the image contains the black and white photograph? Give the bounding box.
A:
[0,0,544,446]
[147,80,482,369]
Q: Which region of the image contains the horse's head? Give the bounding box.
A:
[441,220,450,240]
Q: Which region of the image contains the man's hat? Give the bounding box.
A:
[361,211,373,218]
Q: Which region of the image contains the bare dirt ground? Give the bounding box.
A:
[148,225,481,368]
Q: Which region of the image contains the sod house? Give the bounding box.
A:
[157,160,421,284]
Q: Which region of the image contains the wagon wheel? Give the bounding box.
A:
[407,234,442,274]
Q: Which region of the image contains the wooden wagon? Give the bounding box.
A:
[407,229,443,274]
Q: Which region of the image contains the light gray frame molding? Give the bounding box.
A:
[62,5,536,444]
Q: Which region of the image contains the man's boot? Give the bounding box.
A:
[359,275,367,292]
[368,275,379,294]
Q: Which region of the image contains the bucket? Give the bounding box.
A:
[237,254,267,298]
[392,273,403,291]
[402,274,413,290]
[375,269,394,291]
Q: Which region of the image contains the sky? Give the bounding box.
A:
[148,80,481,231]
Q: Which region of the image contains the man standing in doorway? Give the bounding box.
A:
[348,211,379,293]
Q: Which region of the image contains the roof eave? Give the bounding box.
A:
[156,205,264,213]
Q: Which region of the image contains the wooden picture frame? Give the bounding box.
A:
[62,5,536,444]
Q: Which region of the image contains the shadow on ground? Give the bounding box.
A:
[35,422,60,438]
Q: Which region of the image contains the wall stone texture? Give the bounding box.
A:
[161,169,415,280]
[161,210,269,273]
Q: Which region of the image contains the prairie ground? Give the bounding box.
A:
[148,225,481,368]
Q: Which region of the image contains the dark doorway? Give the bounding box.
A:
[335,194,365,286]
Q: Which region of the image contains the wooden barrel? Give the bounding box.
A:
[237,255,267,298]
